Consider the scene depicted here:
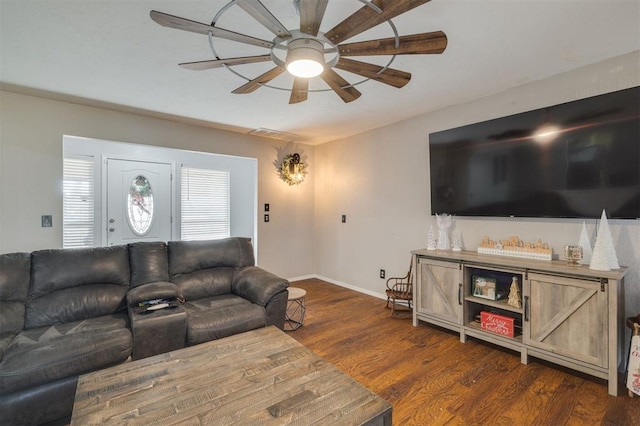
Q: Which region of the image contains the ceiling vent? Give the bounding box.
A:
[248,128,300,141]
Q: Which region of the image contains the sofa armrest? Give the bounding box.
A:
[126,282,186,359]
[232,266,289,307]
[126,281,179,306]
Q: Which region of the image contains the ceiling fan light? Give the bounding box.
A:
[287,59,324,78]
[286,39,325,78]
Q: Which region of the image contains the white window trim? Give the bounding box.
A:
[63,135,257,258]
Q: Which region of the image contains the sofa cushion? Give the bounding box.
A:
[168,238,255,276]
[0,376,78,426]
[0,253,30,338]
[27,284,129,330]
[26,246,130,329]
[0,314,132,395]
[0,302,25,337]
[128,242,169,288]
[172,267,234,300]
[0,334,14,361]
[183,294,266,345]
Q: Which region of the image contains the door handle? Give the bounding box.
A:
[524,295,529,322]
[109,218,115,223]
[458,283,462,305]
[109,227,115,232]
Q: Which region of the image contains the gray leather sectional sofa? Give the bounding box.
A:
[0,237,289,425]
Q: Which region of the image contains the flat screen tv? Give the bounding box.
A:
[429,87,640,219]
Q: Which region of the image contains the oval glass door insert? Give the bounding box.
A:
[127,175,154,235]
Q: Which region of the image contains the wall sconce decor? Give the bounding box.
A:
[279,153,307,186]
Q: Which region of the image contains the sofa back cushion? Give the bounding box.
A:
[171,268,234,300]
[25,246,130,329]
[168,238,255,300]
[128,241,169,288]
[0,252,31,336]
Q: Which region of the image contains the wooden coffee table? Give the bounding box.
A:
[71,326,391,425]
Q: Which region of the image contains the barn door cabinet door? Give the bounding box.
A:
[415,257,463,330]
[524,272,608,368]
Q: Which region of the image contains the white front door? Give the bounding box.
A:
[106,159,172,246]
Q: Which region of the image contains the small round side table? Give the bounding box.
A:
[285,287,307,331]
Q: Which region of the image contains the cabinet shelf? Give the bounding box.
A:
[464,296,523,314]
[464,320,523,343]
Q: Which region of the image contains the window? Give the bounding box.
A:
[63,156,95,248]
[181,166,230,241]
[127,175,154,236]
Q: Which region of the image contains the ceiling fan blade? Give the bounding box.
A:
[300,0,329,36]
[289,78,309,104]
[235,0,291,38]
[179,55,273,70]
[324,0,431,45]
[320,69,361,103]
[232,66,286,94]
[334,58,411,88]
[339,31,447,56]
[150,10,273,48]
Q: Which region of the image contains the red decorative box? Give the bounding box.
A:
[480,311,515,337]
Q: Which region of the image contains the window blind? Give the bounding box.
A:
[63,156,95,248]
[181,166,230,241]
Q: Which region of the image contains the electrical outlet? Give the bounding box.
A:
[264,203,269,212]
[264,214,269,223]
[341,215,346,223]
[41,215,52,227]
[380,269,385,279]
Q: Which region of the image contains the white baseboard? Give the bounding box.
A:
[288,274,386,301]
[287,274,316,282]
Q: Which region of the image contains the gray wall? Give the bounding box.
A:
[313,51,640,319]
[1,51,638,321]
[0,92,315,279]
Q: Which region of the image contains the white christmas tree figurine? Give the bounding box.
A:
[578,221,592,265]
[452,230,463,252]
[590,210,619,271]
[427,225,437,250]
[436,213,452,250]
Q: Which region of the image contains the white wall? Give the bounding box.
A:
[0,91,315,279]
[313,51,640,319]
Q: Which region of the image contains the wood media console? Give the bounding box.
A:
[412,249,627,396]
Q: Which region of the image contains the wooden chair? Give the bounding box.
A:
[385,260,413,317]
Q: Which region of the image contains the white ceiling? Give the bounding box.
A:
[1,0,639,145]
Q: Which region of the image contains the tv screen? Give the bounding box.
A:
[429,87,640,219]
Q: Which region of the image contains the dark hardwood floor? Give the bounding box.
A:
[289,279,640,425]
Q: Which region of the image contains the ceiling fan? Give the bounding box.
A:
[150,0,447,104]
